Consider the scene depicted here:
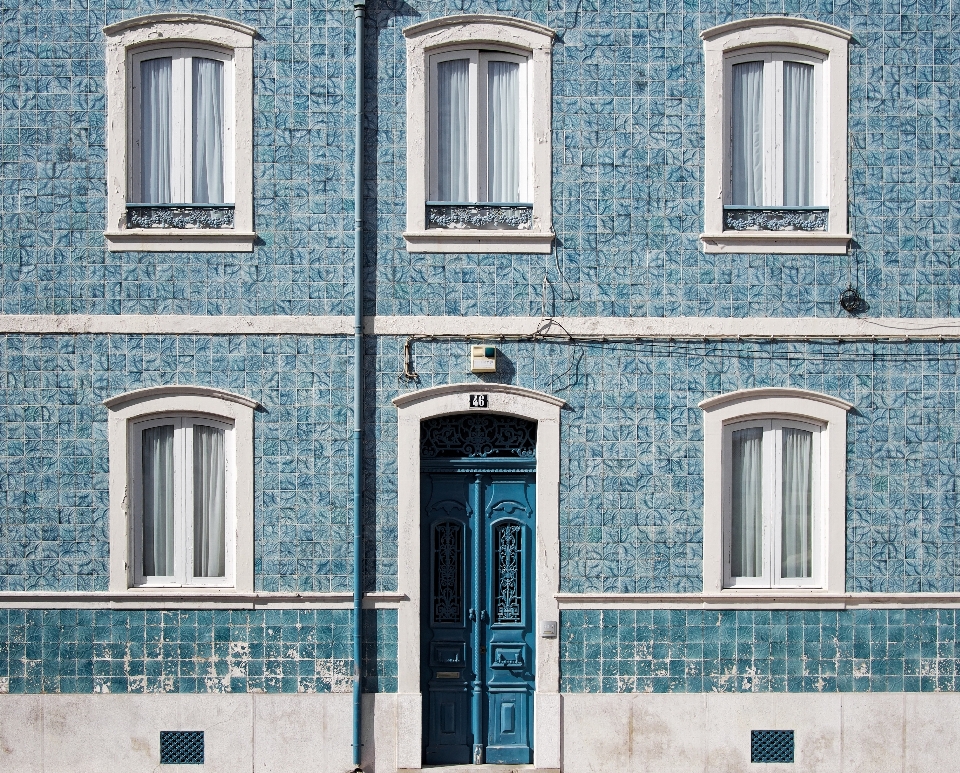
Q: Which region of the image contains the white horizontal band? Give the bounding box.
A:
[3,590,959,611]
[555,592,960,610]
[1,314,960,338]
[0,591,406,610]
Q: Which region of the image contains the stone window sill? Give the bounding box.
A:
[700,231,852,254]
[105,229,257,252]
[403,229,554,254]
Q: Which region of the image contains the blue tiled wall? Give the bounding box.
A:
[0,608,397,694]
[2,333,960,595]
[561,609,960,693]
[378,336,960,594]
[0,333,355,593]
[2,0,959,316]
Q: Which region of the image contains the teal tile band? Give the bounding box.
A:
[0,609,397,694]
[561,609,960,694]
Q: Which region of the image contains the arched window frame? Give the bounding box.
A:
[105,386,258,593]
[700,388,853,595]
[104,14,256,252]
[403,15,555,254]
[700,17,852,255]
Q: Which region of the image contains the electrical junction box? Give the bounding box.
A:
[470,345,497,373]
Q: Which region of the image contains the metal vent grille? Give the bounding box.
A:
[160,731,204,765]
[751,730,794,763]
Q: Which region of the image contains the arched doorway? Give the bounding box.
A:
[392,384,564,772]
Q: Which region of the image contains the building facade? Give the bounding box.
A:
[2,0,960,771]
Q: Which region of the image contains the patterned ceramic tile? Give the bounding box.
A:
[0,608,396,694]
[1,0,959,315]
[561,608,960,694]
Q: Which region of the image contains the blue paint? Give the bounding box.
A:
[351,0,367,764]
[421,467,535,763]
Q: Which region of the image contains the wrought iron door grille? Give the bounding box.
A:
[160,731,204,764]
[751,730,794,763]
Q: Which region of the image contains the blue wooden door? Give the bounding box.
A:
[421,470,536,765]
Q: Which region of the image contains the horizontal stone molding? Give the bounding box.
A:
[3,315,960,338]
[0,591,407,610]
[10,589,960,611]
[0,315,352,334]
[555,593,960,610]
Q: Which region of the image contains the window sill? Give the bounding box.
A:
[403,229,554,254]
[700,231,851,254]
[105,229,257,252]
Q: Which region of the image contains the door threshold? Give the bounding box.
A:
[400,767,558,773]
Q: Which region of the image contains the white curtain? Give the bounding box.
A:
[781,428,813,578]
[487,61,520,202]
[192,57,225,204]
[140,57,172,204]
[193,424,226,578]
[783,62,814,207]
[142,425,174,576]
[732,61,764,206]
[731,427,763,577]
[437,59,470,201]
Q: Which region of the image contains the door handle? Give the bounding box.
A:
[468,608,476,621]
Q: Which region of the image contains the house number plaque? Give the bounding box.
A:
[468,394,488,408]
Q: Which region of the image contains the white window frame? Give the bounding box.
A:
[404,15,555,254]
[427,49,531,204]
[700,388,852,596]
[129,45,236,206]
[722,416,823,590]
[700,17,851,254]
[130,414,236,588]
[105,386,258,594]
[104,13,256,252]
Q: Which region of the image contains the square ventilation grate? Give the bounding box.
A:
[751,730,794,763]
[160,730,204,765]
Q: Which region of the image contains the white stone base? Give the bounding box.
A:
[563,692,960,773]
[3,692,960,772]
[0,693,395,773]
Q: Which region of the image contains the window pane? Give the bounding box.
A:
[781,427,813,578]
[193,425,226,578]
[437,59,470,201]
[782,62,814,206]
[192,57,225,204]
[487,60,520,202]
[731,61,764,206]
[731,427,763,577]
[140,58,172,204]
[142,425,175,576]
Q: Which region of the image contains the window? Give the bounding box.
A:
[104,14,256,252]
[700,17,851,254]
[700,388,852,595]
[131,46,234,208]
[106,386,257,593]
[728,50,823,210]
[430,50,530,207]
[404,15,555,253]
[724,417,822,589]
[132,415,235,587]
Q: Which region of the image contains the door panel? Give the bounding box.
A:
[484,476,535,763]
[421,471,535,765]
[422,474,473,764]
